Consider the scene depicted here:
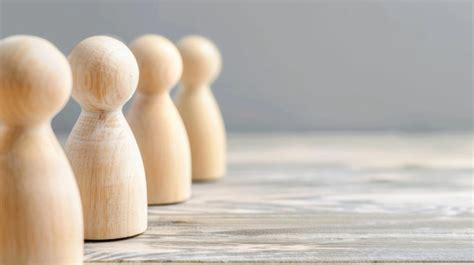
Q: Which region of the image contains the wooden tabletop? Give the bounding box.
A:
[82,133,473,264]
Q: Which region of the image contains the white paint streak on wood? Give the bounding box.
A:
[64,133,472,264]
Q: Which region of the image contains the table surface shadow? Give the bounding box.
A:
[70,132,473,264]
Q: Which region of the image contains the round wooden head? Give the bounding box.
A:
[177,35,221,88]
[130,34,182,94]
[0,35,72,126]
[68,36,139,112]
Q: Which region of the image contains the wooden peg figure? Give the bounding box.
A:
[66,36,147,240]
[175,35,226,181]
[127,34,191,205]
[0,36,83,264]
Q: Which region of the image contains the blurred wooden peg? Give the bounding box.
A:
[0,35,83,264]
[176,35,227,181]
[128,34,192,205]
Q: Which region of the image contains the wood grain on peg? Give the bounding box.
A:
[0,35,83,264]
[66,36,147,240]
[175,35,226,181]
[127,34,191,205]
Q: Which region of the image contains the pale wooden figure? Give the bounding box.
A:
[0,36,83,264]
[175,35,226,181]
[127,35,191,204]
[66,36,147,240]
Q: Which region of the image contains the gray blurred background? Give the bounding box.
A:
[0,0,472,132]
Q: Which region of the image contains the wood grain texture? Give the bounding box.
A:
[66,36,147,240]
[80,133,473,264]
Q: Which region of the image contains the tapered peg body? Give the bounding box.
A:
[175,35,226,181]
[127,34,191,204]
[66,36,147,240]
[0,35,83,264]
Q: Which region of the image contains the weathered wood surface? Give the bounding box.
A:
[76,133,473,264]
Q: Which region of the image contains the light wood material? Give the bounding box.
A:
[81,133,473,264]
[66,36,147,240]
[175,35,226,181]
[127,34,191,205]
[86,263,462,265]
[0,36,83,264]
